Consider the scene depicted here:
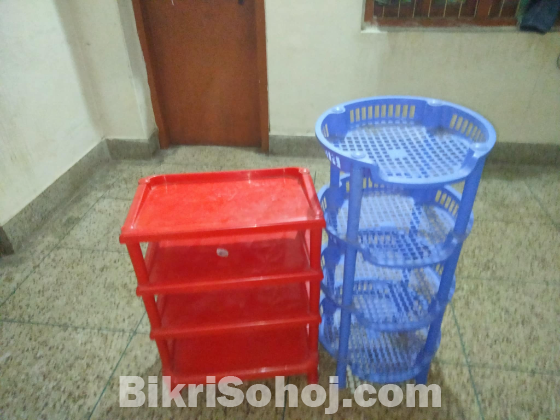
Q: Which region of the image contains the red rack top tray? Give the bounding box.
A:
[120,167,324,243]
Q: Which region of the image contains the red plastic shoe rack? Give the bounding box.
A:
[120,168,325,388]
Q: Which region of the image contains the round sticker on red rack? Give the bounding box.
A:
[216,248,229,257]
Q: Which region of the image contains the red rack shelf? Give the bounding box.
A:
[151,282,320,339]
[120,168,325,386]
[120,168,324,244]
[139,231,322,296]
[166,327,317,386]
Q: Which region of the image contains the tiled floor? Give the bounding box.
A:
[1,145,559,419]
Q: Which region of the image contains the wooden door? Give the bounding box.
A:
[132,0,269,150]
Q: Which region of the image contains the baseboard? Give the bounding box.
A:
[0,226,14,256]
[270,135,560,165]
[1,141,111,255]
[106,130,159,160]
[489,142,560,165]
[269,135,325,158]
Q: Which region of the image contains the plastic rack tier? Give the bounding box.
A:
[319,177,473,267]
[321,246,455,331]
[319,300,440,384]
[138,231,323,296]
[120,168,326,387]
[315,96,496,188]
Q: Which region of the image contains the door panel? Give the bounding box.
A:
[139,0,262,146]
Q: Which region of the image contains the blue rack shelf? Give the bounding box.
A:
[320,300,440,384]
[321,246,455,331]
[319,178,473,268]
[315,96,496,188]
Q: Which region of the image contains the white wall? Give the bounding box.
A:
[0,0,102,226]
[59,0,155,141]
[265,0,560,144]
[0,0,155,227]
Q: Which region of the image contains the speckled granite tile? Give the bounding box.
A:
[84,160,121,192]
[457,220,560,283]
[314,169,330,191]
[61,198,130,252]
[3,142,109,251]
[452,279,560,372]
[0,248,143,331]
[21,185,105,260]
[523,166,560,224]
[160,145,261,167]
[136,312,151,334]
[435,308,466,365]
[105,164,235,200]
[0,322,129,420]
[0,252,34,305]
[286,349,478,420]
[468,165,550,222]
[1,185,106,305]
[472,368,560,420]
[102,162,163,199]
[104,179,142,201]
[91,333,282,420]
[269,136,325,159]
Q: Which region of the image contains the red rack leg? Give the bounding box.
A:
[307,370,319,385]
[126,243,172,370]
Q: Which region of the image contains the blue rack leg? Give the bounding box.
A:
[415,158,487,383]
[328,162,342,250]
[415,365,430,385]
[335,164,364,388]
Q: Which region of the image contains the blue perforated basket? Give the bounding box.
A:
[319,177,473,268]
[315,96,496,188]
[321,246,455,331]
[319,299,440,384]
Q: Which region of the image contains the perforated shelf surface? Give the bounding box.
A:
[316,96,496,187]
[339,124,470,181]
[321,247,455,331]
[320,301,439,384]
[319,178,473,268]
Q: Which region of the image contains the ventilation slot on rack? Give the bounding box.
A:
[449,114,486,143]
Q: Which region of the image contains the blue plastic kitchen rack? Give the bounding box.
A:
[315,96,495,387]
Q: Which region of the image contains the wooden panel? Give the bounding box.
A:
[132,0,170,148]
[255,0,269,152]
[136,0,264,147]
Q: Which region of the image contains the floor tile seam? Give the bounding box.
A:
[450,302,485,420]
[0,188,110,309]
[87,313,146,420]
[522,178,560,229]
[0,317,135,334]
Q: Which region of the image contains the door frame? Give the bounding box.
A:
[131,0,270,152]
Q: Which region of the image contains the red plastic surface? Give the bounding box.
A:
[120,168,324,243]
[139,231,321,295]
[151,282,320,338]
[166,327,316,385]
[121,168,325,386]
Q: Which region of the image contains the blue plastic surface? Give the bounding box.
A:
[320,299,441,384]
[315,97,494,388]
[321,246,455,331]
[315,96,496,188]
[319,177,473,268]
